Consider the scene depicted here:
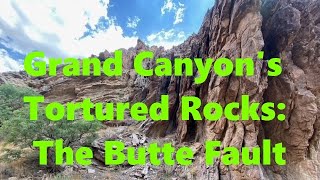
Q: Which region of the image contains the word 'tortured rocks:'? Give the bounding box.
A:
[24,95,286,122]
[33,139,286,166]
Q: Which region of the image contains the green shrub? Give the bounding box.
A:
[0,84,37,125]
[0,84,102,163]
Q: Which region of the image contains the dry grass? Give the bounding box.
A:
[0,157,33,179]
[0,141,41,179]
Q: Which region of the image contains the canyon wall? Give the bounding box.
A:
[144,0,320,179]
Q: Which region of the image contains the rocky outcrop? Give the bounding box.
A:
[146,0,268,179]
[141,0,320,179]
[0,71,31,87]
[261,0,320,179]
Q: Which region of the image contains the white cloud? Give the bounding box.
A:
[0,49,23,72]
[146,29,186,49]
[70,24,138,55]
[0,0,138,60]
[160,0,185,25]
[161,0,175,15]
[173,3,185,25]
[127,16,141,29]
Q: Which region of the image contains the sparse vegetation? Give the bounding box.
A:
[0,84,102,171]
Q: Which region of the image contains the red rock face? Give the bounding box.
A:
[261,0,320,179]
[144,0,320,179]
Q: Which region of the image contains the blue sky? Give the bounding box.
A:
[0,0,214,72]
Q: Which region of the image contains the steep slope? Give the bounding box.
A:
[142,0,320,179]
[261,0,320,179]
[146,0,268,179]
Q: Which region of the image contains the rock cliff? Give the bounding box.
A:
[141,0,320,179]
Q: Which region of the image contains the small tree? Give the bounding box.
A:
[0,84,102,169]
[0,84,37,126]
